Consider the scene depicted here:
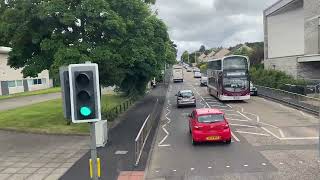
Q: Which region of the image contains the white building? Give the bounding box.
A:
[264,0,320,81]
[0,47,51,95]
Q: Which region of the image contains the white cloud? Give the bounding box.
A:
[153,0,278,59]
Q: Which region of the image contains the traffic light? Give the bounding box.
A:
[69,64,101,123]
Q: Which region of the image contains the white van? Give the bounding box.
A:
[173,66,184,82]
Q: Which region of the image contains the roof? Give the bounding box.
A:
[0,47,11,54]
[213,48,230,59]
[195,108,224,115]
[264,0,297,16]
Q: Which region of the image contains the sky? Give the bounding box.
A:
[153,0,278,58]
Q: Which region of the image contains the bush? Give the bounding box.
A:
[250,66,307,94]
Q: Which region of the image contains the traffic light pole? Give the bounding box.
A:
[90,122,99,180]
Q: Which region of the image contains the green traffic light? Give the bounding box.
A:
[80,106,92,117]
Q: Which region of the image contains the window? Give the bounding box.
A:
[16,80,23,87]
[37,79,42,84]
[8,81,16,87]
[28,79,33,85]
[198,114,224,123]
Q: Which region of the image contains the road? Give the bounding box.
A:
[145,69,320,180]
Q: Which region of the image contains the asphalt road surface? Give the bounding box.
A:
[145,69,320,180]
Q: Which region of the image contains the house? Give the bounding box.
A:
[211,48,230,59]
[0,47,51,96]
[264,0,320,81]
[198,53,207,63]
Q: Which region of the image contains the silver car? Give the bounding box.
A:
[176,90,196,108]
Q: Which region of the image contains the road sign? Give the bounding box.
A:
[69,63,101,123]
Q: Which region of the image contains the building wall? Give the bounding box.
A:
[298,61,320,80]
[265,56,298,78]
[304,0,320,54]
[267,3,304,58]
[0,52,50,95]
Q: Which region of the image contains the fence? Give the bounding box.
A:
[103,96,139,121]
[256,85,320,115]
[134,99,159,166]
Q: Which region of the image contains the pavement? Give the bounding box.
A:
[145,69,320,180]
[61,84,167,180]
[0,130,89,180]
[0,93,61,112]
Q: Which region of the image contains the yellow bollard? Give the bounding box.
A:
[89,158,101,178]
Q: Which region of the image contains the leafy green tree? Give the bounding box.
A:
[181,51,189,62]
[0,0,176,95]
[199,45,205,53]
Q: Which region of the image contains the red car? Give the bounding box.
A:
[189,108,231,145]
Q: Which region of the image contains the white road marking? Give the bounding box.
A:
[190,168,194,171]
[227,114,244,117]
[237,111,252,121]
[208,166,212,169]
[155,170,159,173]
[259,121,279,129]
[226,166,230,168]
[299,161,303,164]
[158,104,172,147]
[279,129,285,138]
[230,124,257,128]
[228,119,249,122]
[299,111,314,118]
[226,104,232,108]
[115,150,128,155]
[262,163,266,166]
[279,162,284,165]
[261,127,281,139]
[236,130,271,136]
[231,131,240,142]
[243,165,248,167]
[280,137,319,140]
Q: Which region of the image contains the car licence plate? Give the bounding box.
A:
[206,136,220,140]
[234,96,240,100]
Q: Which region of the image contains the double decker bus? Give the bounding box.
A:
[207,55,250,101]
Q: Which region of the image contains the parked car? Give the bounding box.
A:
[250,82,258,96]
[193,67,200,72]
[200,76,208,86]
[188,108,231,145]
[176,90,196,108]
[186,67,192,72]
[194,71,201,78]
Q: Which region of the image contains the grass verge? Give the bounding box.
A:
[0,94,128,134]
[0,87,61,101]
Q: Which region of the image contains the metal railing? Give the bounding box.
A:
[134,99,159,166]
[103,96,139,121]
[256,85,320,115]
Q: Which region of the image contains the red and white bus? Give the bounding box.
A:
[207,55,250,101]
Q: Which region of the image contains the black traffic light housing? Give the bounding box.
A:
[69,64,101,123]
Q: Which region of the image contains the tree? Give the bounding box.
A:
[0,0,176,96]
[181,51,189,62]
[199,45,205,53]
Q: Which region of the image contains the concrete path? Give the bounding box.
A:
[0,93,61,112]
[0,130,89,180]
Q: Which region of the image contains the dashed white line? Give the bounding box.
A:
[172,169,177,172]
[299,111,314,118]
[190,168,195,171]
[243,164,248,167]
[208,166,212,169]
[231,131,240,142]
[261,163,267,166]
[279,162,284,165]
[226,165,230,168]
[236,130,271,136]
